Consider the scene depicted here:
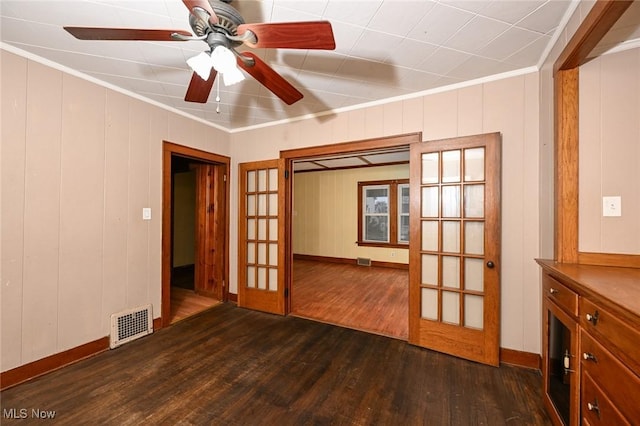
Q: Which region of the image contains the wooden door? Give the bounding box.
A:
[238,159,286,314]
[409,133,501,366]
[194,163,226,300]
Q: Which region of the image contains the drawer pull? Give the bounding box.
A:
[587,399,600,418]
[549,288,559,295]
[586,311,599,325]
[582,352,597,362]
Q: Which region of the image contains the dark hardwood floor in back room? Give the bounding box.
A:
[1,304,551,425]
[291,259,408,339]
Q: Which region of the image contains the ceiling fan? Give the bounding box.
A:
[64,0,336,105]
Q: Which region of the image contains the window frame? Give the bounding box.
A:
[357,179,409,248]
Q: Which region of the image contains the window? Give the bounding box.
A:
[358,179,409,247]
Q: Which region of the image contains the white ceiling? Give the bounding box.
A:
[0,1,637,133]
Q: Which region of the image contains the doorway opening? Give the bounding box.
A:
[162,142,230,327]
[281,133,421,340]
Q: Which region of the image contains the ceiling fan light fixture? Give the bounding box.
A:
[187,51,214,80]
[211,45,245,86]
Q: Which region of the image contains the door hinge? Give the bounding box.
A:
[223,174,227,182]
[284,288,289,298]
[284,170,290,179]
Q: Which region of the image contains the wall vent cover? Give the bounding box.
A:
[356,257,372,266]
[110,304,153,349]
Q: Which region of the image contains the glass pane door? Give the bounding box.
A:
[409,133,501,366]
[238,159,285,315]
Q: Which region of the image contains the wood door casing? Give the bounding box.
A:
[162,142,230,327]
[409,132,501,366]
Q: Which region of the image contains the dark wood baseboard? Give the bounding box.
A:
[293,253,408,270]
[500,348,541,370]
[0,336,110,391]
[228,293,237,303]
[153,317,162,331]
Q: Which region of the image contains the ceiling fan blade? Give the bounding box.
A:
[64,27,192,41]
[237,52,303,105]
[182,0,219,25]
[237,21,335,50]
[184,70,217,103]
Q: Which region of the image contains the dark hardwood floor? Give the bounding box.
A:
[292,259,408,339]
[1,303,550,425]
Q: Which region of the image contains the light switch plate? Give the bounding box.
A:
[142,208,152,220]
[602,196,621,217]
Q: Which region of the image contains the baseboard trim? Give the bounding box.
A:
[500,348,541,370]
[0,336,110,391]
[294,253,408,270]
[2,316,167,390]
[228,293,238,303]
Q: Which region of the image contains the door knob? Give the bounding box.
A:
[486,261,495,268]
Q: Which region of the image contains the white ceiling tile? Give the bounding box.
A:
[368,1,436,37]
[0,0,579,131]
[349,29,403,61]
[504,34,550,66]
[446,15,511,53]
[517,0,572,34]
[448,55,508,80]
[478,26,542,60]
[330,21,366,55]
[475,1,542,24]
[233,1,275,24]
[316,157,367,168]
[300,51,345,75]
[337,57,398,85]
[406,2,475,45]
[416,47,469,75]
[273,1,328,18]
[384,38,438,69]
[363,151,409,164]
[323,1,383,27]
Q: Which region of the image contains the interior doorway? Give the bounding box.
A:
[281,133,421,339]
[162,142,230,327]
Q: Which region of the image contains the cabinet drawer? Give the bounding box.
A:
[543,274,578,316]
[581,371,630,426]
[580,330,640,421]
[580,298,640,374]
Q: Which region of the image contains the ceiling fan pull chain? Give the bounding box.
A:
[216,77,221,114]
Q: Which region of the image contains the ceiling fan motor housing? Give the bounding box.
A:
[190,0,245,47]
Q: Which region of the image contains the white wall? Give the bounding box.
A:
[294,164,410,264]
[1,50,230,372]
[231,72,542,354]
[579,47,640,254]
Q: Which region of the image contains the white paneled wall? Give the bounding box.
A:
[0,50,229,372]
[579,48,640,254]
[231,71,541,353]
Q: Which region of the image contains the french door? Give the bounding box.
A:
[238,159,286,314]
[409,133,501,366]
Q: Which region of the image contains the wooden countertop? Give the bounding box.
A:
[536,259,640,325]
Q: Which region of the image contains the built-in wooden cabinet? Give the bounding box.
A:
[537,260,640,426]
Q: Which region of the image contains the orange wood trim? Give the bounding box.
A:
[0,337,110,391]
[578,252,640,268]
[281,133,421,159]
[554,0,633,73]
[228,293,238,303]
[295,160,408,174]
[499,348,541,371]
[162,142,231,327]
[552,0,635,267]
[153,317,162,331]
[293,253,409,270]
[554,69,579,264]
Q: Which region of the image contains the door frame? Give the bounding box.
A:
[280,132,422,316]
[161,141,230,327]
